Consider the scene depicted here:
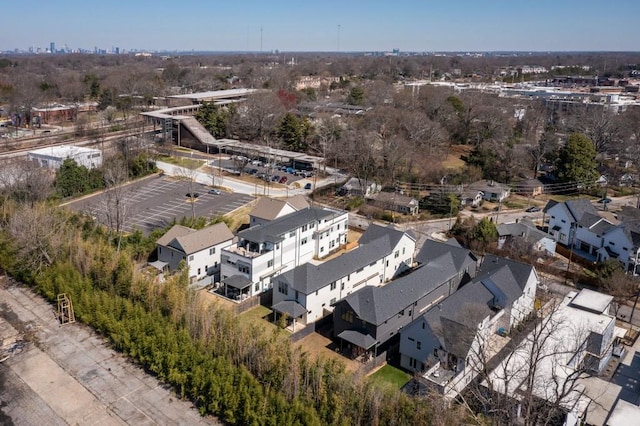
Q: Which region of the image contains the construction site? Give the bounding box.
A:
[0,276,219,425]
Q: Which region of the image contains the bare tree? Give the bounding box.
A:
[102,158,132,251]
[464,299,595,426]
[6,203,68,274]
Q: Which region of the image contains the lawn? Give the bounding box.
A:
[159,155,204,170]
[239,304,290,337]
[368,364,411,390]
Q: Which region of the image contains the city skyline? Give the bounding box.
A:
[4,0,640,53]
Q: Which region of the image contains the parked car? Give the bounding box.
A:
[525,206,540,213]
[286,167,295,174]
[279,176,288,184]
[247,168,258,175]
[208,189,221,195]
[186,192,200,198]
[304,183,313,190]
[598,198,612,204]
[271,175,280,182]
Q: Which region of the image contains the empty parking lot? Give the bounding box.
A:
[65,176,254,234]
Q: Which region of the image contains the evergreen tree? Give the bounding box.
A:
[557,132,598,188]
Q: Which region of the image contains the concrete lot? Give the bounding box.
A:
[65,175,253,235]
[0,278,219,425]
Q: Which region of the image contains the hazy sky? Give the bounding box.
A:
[6,0,640,52]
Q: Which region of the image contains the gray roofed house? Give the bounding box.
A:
[221,206,350,299]
[332,238,477,358]
[156,223,234,282]
[271,224,416,325]
[368,192,419,216]
[545,198,601,247]
[497,219,556,255]
[399,255,538,399]
[469,180,511,202]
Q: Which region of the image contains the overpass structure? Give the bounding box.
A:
[140,89,259,150]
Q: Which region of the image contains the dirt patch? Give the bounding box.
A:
[293,332,359,373]
[441,144,473,170]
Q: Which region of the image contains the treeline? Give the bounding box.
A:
[0,201,468,425]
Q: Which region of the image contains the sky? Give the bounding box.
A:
[4,0,640,53]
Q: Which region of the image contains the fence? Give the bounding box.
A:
[357,350,388,375]
[234,289,273,314]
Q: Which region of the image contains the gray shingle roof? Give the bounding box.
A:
[358,223,413,248]
[343,251,468,326]
[414,255,534,358]
[564,198,599,222]
[497,220,548,245]
[415,238,475,271]
[280,239,390,294]
[238,206,343,243]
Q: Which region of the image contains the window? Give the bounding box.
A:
[561,219,566,223]
[295,290,299,300]
[342,310,353,322]
[209,247,216,255]
[197,268,201,275]
[341,282,344,290]
[301,237,308,245]
[289,231,295,238]
[267,259,274,267]
[189,255,194,261]
[320,247,324,252]
[255,283,260,292]
[408,337,415,342]
[330,281,337,290]
[394,250,399,258]
[416,341,422,350]
[159,247,162,254]
[302,224,308,232]
[403,247,406,255]
[330,297,336,305]
[238,265,250,274]
[278,281,288,295]
[409,357,417,369]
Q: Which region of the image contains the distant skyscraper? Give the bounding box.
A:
[50,42,55,53]
[115,47,119,54]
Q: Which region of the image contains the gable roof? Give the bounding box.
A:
[342,245,471,326]
[280,237,394,295]
[250,195,310,221]
[157,223,234,255]
[371,191,418,206]
[564,198,599,222]
[469,179,509,193]
[497,220,549,245]
[358,223,414,249]
[238,206,344,243]
[415,238,475,271]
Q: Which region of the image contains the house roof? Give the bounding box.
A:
[564,198,599,222]
[280,238,390,294]
[371,191,418,206]
[342,250,469,326]
[358,223,414,248]
[222,275,252,289]
[469,179,509,193]
[416,256,533,359]
[238,206,343,243]
[281,224,412,295]
[415,238,475,271]
[497,220,549,245]
[250,195,309,221]
[569,289,613,314]
[156,223,233,255]
[337,329,377,349]
[272,300,307,318]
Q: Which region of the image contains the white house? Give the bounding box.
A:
[469,180,510,202]
[271,224,416,325]
[248,195,309,227]
[155,223,234,282]
[28,145,103,169]
[486,289,619,426]
[399,255,538,400]
[220,206,349,298]
[544,198,599,246]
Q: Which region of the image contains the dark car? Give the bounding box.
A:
[271,175,280,182]
[186,192,200,198]
[304,183,313,190]
[525,206,540,213]
[598,198,612,204]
